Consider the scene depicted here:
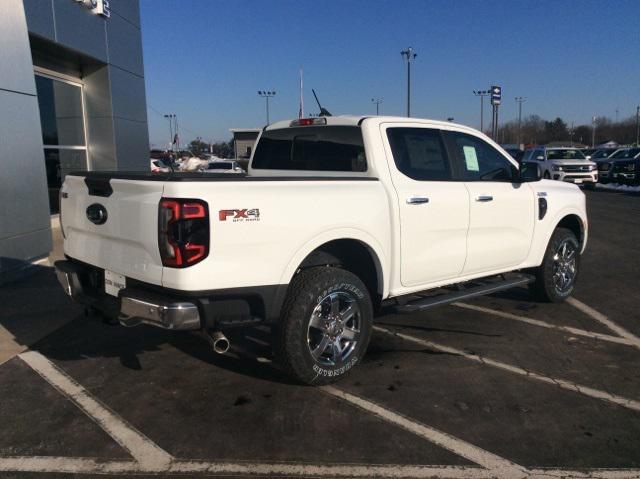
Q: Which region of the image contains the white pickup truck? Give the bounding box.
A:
[56,116,588,384]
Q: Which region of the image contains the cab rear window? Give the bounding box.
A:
[252,126,367,172]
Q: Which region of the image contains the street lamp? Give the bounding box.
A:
[258,90,276,125]
[592,116,597,148]
[472,90,490,133]
[636,105,639,145]
[400,47,417,117]
[164,114,177,151]
[371,98,383,115]
[515,97,526,146]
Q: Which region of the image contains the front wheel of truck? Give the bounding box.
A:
[529,227,580,303]
[275,267,373,385]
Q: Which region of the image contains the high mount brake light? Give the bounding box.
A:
[158,199,209,268]
[289,117,327,127]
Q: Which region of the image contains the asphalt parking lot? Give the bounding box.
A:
[1,189,639,479]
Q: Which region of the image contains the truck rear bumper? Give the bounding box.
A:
[55,260,201,330]
[54,259,287,331]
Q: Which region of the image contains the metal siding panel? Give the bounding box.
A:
[105,10,143,76]
[113,117,149,170]
[109,65,147,122]
[0,89,51,253]
[108,0,140,27]
[52,0,108,62]
[23,0,56,41]
[0,0,38,95]
[86,116,117,171]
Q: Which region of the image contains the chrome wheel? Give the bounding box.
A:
[552,239,577,293]
[307,291,361,366]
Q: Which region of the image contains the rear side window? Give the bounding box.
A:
[252,126,366,172]
[386,128,451,181]
[445,131,517,182]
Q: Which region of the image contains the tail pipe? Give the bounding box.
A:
[207,331,230,354]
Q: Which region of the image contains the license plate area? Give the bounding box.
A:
[104,270,126,297]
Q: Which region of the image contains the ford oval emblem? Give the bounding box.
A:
[86,203,108,225]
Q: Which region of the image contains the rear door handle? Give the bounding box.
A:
[475,195,493,202]
[406,196,429,205]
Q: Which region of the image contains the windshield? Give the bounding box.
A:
[546,149,586,160]
[592,149,615,159]
[611,148,640,159]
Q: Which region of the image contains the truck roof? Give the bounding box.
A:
[265,115,477,132]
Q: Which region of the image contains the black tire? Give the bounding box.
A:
[530,227,580,303]
[543,171,551,179]
[275,267,373,385]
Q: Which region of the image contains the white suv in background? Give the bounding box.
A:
[523,147,597,187]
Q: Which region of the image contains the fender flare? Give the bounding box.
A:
[278,227,389,297]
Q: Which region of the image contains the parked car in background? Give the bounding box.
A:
[590,148,619,183]
[581,148,597,159]
[150,159,171,173]
[203,160,245,174]
[610,147,640,185]
[503,147,524,162]
[522,147,597,187]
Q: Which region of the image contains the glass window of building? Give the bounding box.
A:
[35,72,88,214]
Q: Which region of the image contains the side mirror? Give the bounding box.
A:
[585,155,592,160]
[536,155,545,161]
[520,162,542,182]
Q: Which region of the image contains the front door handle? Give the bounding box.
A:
[406,196,429,205]
[475,195,493,202]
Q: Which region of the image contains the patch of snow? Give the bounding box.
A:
[596,183,640,193]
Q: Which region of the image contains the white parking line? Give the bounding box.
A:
[373,326,640,412]
[3,457,640,478]
[322,386,526,477]
[18,351,173,471]
[566,297,640,346]
[0,456,491,478]
[528,468,640,479]
[453,302,639,349]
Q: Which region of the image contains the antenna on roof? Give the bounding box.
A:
[312,89,332,117]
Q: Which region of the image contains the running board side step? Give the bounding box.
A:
[392,273,535,313]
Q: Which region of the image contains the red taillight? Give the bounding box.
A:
[158,198,209,268]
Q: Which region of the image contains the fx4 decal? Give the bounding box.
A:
[219,209,260,222]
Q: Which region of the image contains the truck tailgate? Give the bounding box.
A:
[60,175,164,285]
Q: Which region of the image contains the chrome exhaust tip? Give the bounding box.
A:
[208,331,230,354]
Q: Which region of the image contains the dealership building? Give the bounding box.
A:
[0,0,149,283]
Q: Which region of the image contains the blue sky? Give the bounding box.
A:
[141,0,640,147]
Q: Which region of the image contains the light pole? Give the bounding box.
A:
[164,114,176,151]
[400,47,417,117]
[473,90,490,133]
[592,116,597,148]
[636,105,639,145]
[174,114,179,150]
[258,90,276,125]
[515,97,526,146]
[570,121,575,147]
[371,98,383,115]
[163,114,173,151]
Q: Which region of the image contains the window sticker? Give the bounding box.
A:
[463,145,479,171]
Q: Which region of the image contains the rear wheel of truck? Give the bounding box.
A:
[276,267,373,385]
[530,227,580,303]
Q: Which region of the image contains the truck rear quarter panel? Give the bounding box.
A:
[160,179,392,293]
